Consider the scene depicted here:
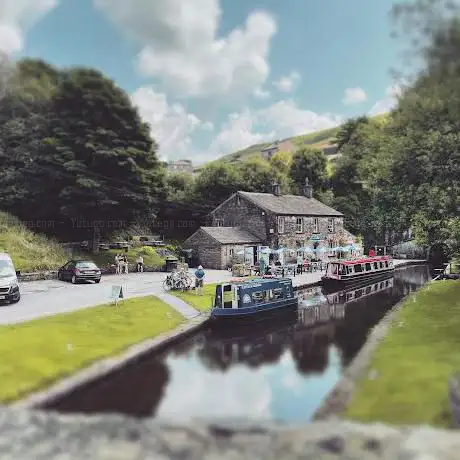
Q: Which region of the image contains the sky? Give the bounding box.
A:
[0,0,405,164]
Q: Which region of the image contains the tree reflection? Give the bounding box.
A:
[44,358,170,417]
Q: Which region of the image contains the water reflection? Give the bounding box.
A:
[44,265,431,422]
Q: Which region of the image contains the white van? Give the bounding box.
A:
[0,253,21,304]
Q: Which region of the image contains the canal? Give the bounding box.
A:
[43,264,431,422]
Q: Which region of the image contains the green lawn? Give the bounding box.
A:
[79,246,165,269]
[0,296,184,402]
[171,283,217,312]
[344,280,460,427]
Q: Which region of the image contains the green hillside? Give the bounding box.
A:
[196,113,388,170]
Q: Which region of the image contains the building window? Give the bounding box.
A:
[296,218,303,233]
[328,218,335,233]
[236,195,240,205]
[328,240,336,256]
[278,216,285,234]
[214,219,224,227]
[229,248,234,256]
[313,217,319,233]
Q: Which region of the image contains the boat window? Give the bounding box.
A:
[346,293,354,301]
[380,262,384,269]
[380,282,384,289]
[272,288,283,299]
[252,290,266,303]
[354,264,362,273]
[331,264,339,275]
[223,285,233,308]
[346,265,353,274]
[374,262,378,270]
[339,265,346,275]
[365,263,372,271]
[365,286,372,294]
[385,261,389,268]
[385,280,389,286]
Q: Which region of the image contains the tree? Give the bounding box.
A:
[333,116,369,152]
[289,147,328,193]
[0,63,165,243]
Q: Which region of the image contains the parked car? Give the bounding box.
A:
[98,242,110,250]
[0,253,21,304]
[57,260,102,284]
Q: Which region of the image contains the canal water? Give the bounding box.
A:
[44,264,431,422]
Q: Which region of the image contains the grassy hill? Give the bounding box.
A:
[196,113,388,170]
[0,212,165,272]
[0,212,68,271]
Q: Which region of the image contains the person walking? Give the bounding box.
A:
[115,254,121,275]
[136,254,144,272]
[194,265,205,295]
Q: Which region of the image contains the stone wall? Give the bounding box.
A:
[1,408,460,459]
[183,229,223,269]
[18,265,164,282]
[211,194,268,241]
[277,216,350,251]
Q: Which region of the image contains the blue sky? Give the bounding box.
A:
[2,0,403,163]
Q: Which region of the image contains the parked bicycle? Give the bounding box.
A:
[163,269,194,291]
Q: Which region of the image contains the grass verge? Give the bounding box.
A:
[344,280,460,427]
[0,296,184,402]
[171,283,217,312]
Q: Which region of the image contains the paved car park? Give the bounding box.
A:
[0,260,423,325]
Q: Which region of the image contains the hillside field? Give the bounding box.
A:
[196,113,388,170]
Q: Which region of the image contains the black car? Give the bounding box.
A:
[57,260,102,284]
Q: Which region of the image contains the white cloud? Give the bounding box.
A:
[273,71,301,93]
[0,0,59,53]
[342,87,367,105]
[131,86,212,162]
[155,355,272,421]
[368,83,404,115]
[94,0,277,99]
[254,86,271,100]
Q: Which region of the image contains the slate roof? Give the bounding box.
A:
[200,227,262,244]
[238,191,343,217]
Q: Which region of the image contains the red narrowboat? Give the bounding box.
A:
[321,255,394,291]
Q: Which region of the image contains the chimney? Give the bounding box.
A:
[302,177,313,198]
[271,180,281,196]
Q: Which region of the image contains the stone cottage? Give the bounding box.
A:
[183,180,359,269]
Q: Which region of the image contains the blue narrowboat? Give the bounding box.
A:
[210,277,298,320]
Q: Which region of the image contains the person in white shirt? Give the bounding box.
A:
[136,255,144,272]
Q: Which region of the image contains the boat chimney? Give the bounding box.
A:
[302,177,313,198]
[271,180,281,196]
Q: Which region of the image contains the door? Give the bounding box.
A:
[244,247,254,266]
[253,246,258,264]
[63,262,75,280]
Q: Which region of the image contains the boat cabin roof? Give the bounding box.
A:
[221,277,292,289]
[328,256,391,266]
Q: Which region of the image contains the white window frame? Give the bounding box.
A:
[296,217,303,233]
[313,217,319,233]
[278,216,285,234]
[214,218,224,227]
[327,218,334,233]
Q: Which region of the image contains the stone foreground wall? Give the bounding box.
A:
[1,408,460,459]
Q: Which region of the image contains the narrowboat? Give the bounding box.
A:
[321,255,394,291]
[210,277,298,321]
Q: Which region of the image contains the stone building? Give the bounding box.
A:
[183,227,263,269]
[183,180,359,269]
[167,159,193,174]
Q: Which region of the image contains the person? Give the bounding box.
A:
[115,254,121,275]
[194,265,205,295]
[121,255,129,274]
[297,254,303,274]
[136,254,144,272]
